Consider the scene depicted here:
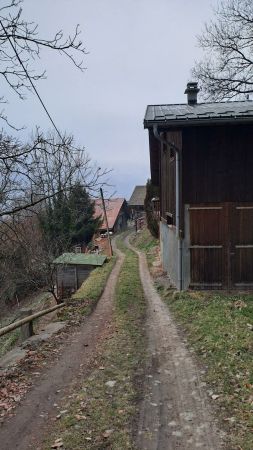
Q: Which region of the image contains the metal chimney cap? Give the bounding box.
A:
[184,81,199,94]
[185,81,199,105]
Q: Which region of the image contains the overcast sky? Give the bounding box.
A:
[3,0,217,199]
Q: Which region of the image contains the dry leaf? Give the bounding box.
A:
[103,429,113,438]
[75,414,87,421]
[51,438,63,448]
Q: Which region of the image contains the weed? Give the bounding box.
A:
[162,289,253,450]
[0,329,20,358]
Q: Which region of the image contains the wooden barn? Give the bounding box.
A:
[144,82,253,290]
[128,185,146,219]
[53,253,107,298]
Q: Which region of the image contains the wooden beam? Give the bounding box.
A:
[0,303,65,338]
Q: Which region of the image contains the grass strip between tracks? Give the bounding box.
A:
[44,237,146,450]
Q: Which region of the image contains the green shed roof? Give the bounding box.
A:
[53,253,107,266]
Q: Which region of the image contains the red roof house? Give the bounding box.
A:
[94,198,128,233]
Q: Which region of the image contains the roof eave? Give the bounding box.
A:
[144,116,253,129]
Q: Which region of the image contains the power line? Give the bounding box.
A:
[0,19,63,142]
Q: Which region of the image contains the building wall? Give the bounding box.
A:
[182,124,253,204]
[114,211,128,232]
[153,124,253,290]
[160,221,179,288]
[160,206,191,290]
[56,264,93,298]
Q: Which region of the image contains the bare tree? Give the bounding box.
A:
[0,132,109,305]
[0,131,107,218]
[193,0,253,100]
[0,214,61,305]
[0,0,86,119]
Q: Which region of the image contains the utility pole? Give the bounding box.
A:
[100,188,113,257]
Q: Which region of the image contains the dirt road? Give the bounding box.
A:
[127,236,224,450]
[0,245,124,450]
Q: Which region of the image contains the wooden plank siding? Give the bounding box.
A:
[231,204,253,288]
[189,203,253,289]
[56,264,94,298]
[189,204,226,288]
[150,122,253,289]
[148,129,160,187]
[160,130,182,225]
[182,124,253,204]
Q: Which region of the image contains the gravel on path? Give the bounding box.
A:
[127,236,224,450]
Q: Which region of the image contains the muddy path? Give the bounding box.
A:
[126,236,224,450]
[0,243,124,450]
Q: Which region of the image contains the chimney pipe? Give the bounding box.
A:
[184,82,199,105]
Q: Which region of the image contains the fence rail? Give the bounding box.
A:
[0,303,65,338]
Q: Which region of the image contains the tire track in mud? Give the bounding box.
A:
[126,235,224,450]
[0,243,125,450]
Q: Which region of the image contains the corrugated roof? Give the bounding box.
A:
[128,186,146,206]
[144,100,253,127]
[53,253,107,266]
[94,198,125,230]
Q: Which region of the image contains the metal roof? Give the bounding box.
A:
[144,100,253,128]
[94,198,126,231]
[128,185,146,206]
[53,253,107,266]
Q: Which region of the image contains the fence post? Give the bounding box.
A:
[20,309,33,341]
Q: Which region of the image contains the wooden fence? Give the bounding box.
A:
[0,303,65,339]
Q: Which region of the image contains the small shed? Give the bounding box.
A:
[53,253,107,298]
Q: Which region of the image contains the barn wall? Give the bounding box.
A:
[182,205,191,290]
[182,124,253,204]
[160,130,182,223]
[149,129,160,186]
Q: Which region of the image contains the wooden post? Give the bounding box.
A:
[75,265,78,290]
[100,188,113,256]
[20,309,33,341]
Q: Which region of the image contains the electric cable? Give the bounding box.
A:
[0,18,63,142]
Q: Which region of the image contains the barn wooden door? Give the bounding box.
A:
[230,204,253,288]
[189,203,253,289]
[189,205,226,289]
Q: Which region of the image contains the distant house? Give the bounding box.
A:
[144,82,253,290]
[128,185,146,218]
[94,198,128,234]
[53,253,107,299]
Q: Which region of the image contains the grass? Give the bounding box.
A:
[0,291,52,358]
[130,227,159,266]
[0,329,20,358]
[44,236,146,450]
[158,288,253,450]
